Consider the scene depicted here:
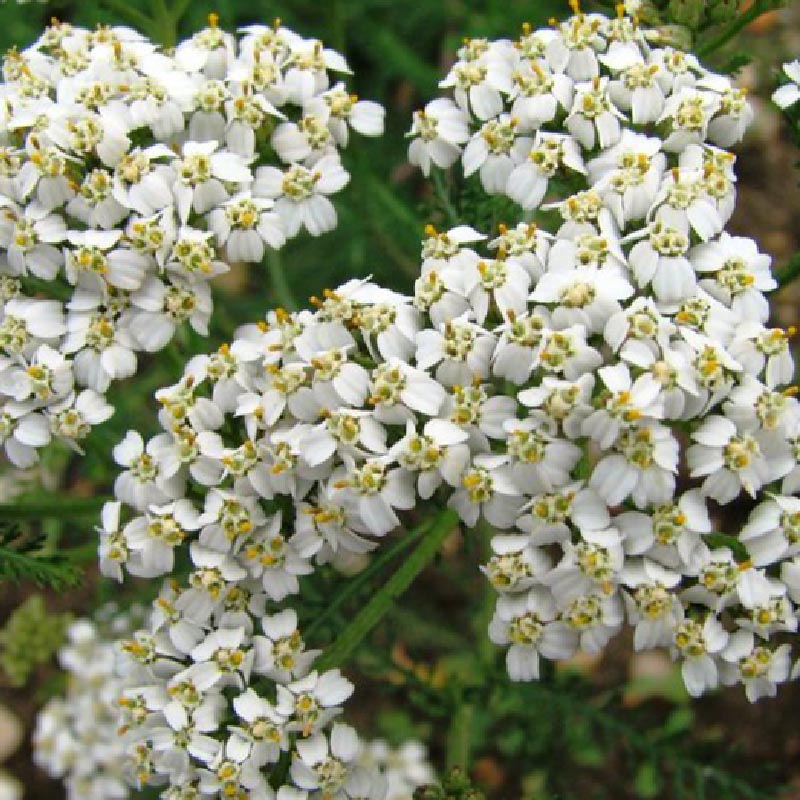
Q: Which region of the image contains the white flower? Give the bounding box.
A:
[587,131,665,226]
[704,82,752,148]
[622,563,682,651]
[207,193,285,262]
[721,631,791,702]
[462,115,531,194]
[439,43,514,120]
[773,60,800,109]
[291,724,365,799]
[532,266,633,334]
[627,219,695,307]
[0,203,66,279]
[590,422,679,509]
[489,588,576,680]
[506,132,585,210]
[582,363,663,449]
[659,88,721,152]
[566,77,624,150]
[415,316,496,387]
[124,500,200,576]
[254,155,349,237]
[740,496,800,568]
[360,739,434,800]
[560,590,624,655]
[64,229,149,291]
[407,98,470,175]
[276,670,354,737]
[0,343,72,404]
[449,454,523,528]
[113,430,185,512]
[607,57,665,124]
[690,232,775,322]
[309,83,385,145]
[0,402,50,468]
[332,458,414,537]
[729,323,795,389]
[671,613,728,697]
[173,140,252,222]
[688,416,793,503]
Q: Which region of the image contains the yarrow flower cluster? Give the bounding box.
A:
[405,4,800,701]
[34,6,800,799]
[0,15,383,467]
[33,608,145,800]
[34,608,433,800]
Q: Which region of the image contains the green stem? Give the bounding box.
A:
[304,517,436,643]
[446,696,475,771]
[0,496,111,521]
[99,0,156,36]
[313,508,459,672]
[697,0,774,58]
[266,251,299,311]
[170,0,195,26]
[150,0,176,47]
[432,170,460,228]
[773,252,800,290]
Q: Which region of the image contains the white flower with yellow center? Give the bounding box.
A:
[670,613,728,697]
[0,202,66,279]
[407,98,471,175]
[254,154,349,237]
[590,422,679,508]
[582,363,664,449]
[415,315,496,387]
[688,415,793,504]
[721,631,792,703]
[506,131,585,210]
[627,218,695,307]
[207,192,285,263]
[462,114,531,194]
[489,587,576,680]
[449,454,523,529]
[690,232,775,323]
[566,76,624,150]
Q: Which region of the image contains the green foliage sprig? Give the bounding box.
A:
[0,522,83,590]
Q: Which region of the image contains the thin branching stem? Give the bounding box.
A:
[314,508,459,671]
[697,0,777,58]
[265,250,300,311]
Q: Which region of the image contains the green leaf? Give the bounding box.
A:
[0,526,83,590]
[0,495,110,521]
[635,762,663,799]
[314,508,458,671]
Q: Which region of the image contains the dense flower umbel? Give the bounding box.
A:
[33,610,145,800]
[43,7,800,798]
[403,5,800,699]
[0,16,383,467]
[34,610,433,800]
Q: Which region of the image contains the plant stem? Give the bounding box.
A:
[432,170,460,228]
[313,508,459,672]
[265,251,299,311]
[99,0,156,36]
[774,252,800,289]
[304,517,435,643]
[697,0,774,58]
[446,695,474,771]
[150,0,176,47]
[0,496,111,521]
